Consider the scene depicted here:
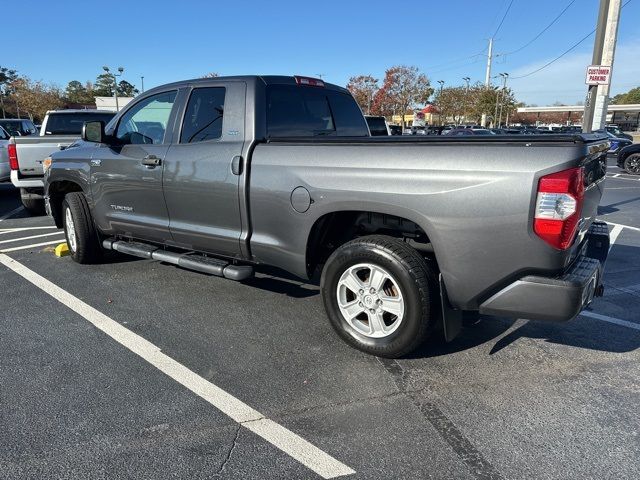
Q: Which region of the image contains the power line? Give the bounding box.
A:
[500,0,576,56]
[510,29,595,79]
[423,49,487,71]
[492,0,515,38]
[511,0,633,80]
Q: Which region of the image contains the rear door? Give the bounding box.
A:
[162,82,245,256]
[90,90,179,242]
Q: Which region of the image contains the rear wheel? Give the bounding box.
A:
[20,188,45,215]
[62,192,102,264]
[321,235,439,358]
[623,154,640,175]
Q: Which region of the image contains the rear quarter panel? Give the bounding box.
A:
[249,141,595,309]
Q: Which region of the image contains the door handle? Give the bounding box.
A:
[142,155,161,167]
[231,155,243,175]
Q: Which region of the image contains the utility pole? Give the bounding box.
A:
[583,0,621,132]
[141,76,145,93]
[498,73,509,127]
[0,86,5,119]
[437,80,445,126]
[481,38,494,127]
[463,77,470,125]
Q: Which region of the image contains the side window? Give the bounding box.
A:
[180,87,226,143]
[116,90,177,145]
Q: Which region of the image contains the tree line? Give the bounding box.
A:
[0,65,139,122]
[347,65,519,127]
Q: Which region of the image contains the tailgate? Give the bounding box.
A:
[577,140,608,243]
[13,137,74,177]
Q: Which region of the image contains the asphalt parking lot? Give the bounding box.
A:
[1,157,639,479]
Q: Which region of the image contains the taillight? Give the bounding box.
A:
[8,143,18,170]
[534,167,584,250]
[294,76,325,87]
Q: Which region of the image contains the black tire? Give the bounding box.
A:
[62,192,102,264]
[20,188,45,216]
[623,153,640,175]
[320,235,439,358]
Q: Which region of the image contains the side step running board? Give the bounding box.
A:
[102,239,254,281]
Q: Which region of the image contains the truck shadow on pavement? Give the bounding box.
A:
[0,183,20,213]
[409,313,640,359]
[245,266,319,299]
[598,195,640,214]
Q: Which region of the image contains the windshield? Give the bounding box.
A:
[44,112,116,135]
[0,120,27,136]
[0,126,9,140]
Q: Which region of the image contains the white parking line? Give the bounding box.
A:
[606,221,640,233]
[0,206,24,222]
[608,224,624,252]
[0,254,355,479]
[0,239,67,253]
[0,232,66,245]
[0,226,58,234]
[606,174,640,182]
[581,311,640,331]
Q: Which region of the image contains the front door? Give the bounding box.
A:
[162,83,245,256]
[90,90,178,243]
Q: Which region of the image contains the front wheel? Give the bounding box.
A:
[623,154,640,175]
[62,192,102,264]
[321,235,439,358]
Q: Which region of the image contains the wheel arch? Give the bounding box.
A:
[47,179,86,228]
[305,209,438,278]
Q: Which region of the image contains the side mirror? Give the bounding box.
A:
[82,121,105,143]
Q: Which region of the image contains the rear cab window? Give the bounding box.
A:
[266,85,368,138]
[44,112,116,135]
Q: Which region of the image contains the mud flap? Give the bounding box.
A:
[440,274,463,342]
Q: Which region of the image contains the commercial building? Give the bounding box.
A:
[94,96,135,112]
[516,104,640,131]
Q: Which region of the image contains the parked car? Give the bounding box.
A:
[388,125,402,136]
[617,143,640,175]
[444,128,494,136]
[0,126,10,182]
[388,125,401,135]
[606,124,633,141]
[45,74,610,358]
[365,115,390,136]
[9,109,116,214]
[0,118,38,137]
[594,129,633,156]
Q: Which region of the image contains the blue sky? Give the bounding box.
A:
[6,0,640,105]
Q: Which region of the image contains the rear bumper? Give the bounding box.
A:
[479,222,609,322]
[10,170,44,189]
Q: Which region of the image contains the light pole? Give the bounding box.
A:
[141,76,145,93]
[437,80,445,126]
[103,66,124,111]
[498,73,509,127]
[0,86,5,119]
[462,77,471,125]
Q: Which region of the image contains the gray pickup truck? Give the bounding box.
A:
[9,109,115,213]
[44,75,610,357]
